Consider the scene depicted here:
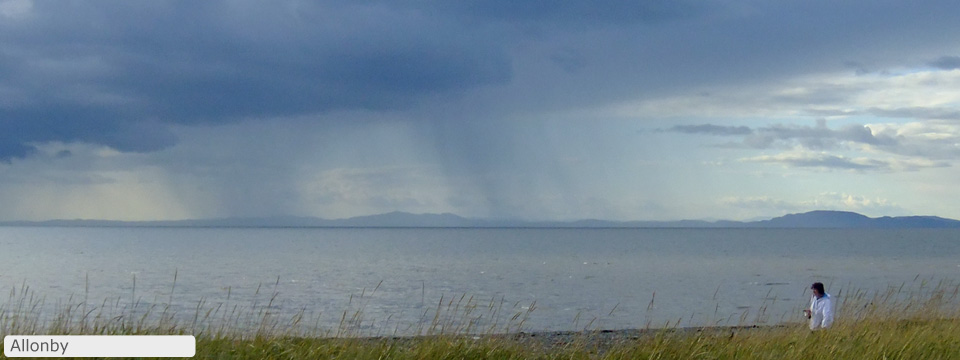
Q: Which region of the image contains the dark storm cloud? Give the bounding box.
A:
[0,1,513,160]
[0,105,177,154]
[4,0,960,162]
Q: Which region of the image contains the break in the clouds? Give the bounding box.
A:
[3,0,960,221]
[652,61,960,175]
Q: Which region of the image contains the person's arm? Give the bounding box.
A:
[821,297,834,328]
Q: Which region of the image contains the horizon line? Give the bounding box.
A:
[2,210,959,228]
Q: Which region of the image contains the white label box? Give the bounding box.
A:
[4,335,195,357]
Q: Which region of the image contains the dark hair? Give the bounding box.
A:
[811,282,825,294]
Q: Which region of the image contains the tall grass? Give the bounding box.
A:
[0,276,538,340]
[2,277,959,359]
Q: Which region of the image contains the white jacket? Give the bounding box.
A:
[809,293,834,330]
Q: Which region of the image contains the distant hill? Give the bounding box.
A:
[752,210,873,228]
[3,210,960,228]
[752,210,960,228]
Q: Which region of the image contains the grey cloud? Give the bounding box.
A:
[929,56,960,70]
[4,0,960,162]
[549,49,588,73]
[667,124,753,136]
[0,1,513,160]
[746,153,890,171]
[837,124,897,146]
[719,110,960,163]
[790,155,887,170]
[803,109,860,117]
[744,152,949,172]
[843,61,874,75]
[680,121,900,151]
[435,0,703,26]
[868,107,960,121]
[747,122,835,149]
[0,106,178,158]
[757,122,899,150]
[673,120,960,168]
[0,142,35,163]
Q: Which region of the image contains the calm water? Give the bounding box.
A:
[1,227,959,335]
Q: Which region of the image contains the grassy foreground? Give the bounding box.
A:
[187,319,960,360]
[3,279,959,359]
[4,318,956,359]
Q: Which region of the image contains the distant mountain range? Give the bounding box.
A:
[3,210,960,228]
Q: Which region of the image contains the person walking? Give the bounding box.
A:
[803,282,833,330]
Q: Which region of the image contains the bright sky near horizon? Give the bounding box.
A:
[1,0,959,222]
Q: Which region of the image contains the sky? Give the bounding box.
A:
[1,0,960,222]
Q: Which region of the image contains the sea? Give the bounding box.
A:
[1,227,959,336]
